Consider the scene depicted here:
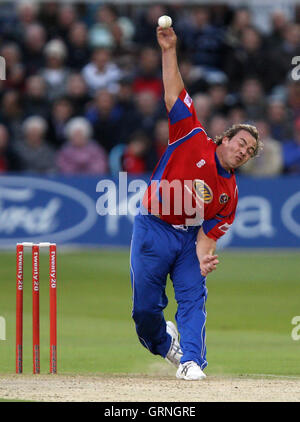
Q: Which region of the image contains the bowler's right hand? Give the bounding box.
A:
[157,27,177,51]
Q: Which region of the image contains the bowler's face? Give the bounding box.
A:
[222,130,257,169]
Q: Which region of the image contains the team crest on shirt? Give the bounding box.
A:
[193,180,213,204]
[219,193,229,204]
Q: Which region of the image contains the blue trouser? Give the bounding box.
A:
[130,213,208,370]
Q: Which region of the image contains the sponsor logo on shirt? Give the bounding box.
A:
[193,180,213,204]
[184,92,192,108]
[196,159,206,168]
[219,193,229,204]
[219,222,232,233]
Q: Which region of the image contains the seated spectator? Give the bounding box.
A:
[132,47,163,99]
[56,3,78,40]
[225,7,252,49]
[23,75,49,118]
[208,82,232,116]
[122,131,150,174]
[0,42,25,91]
[14,0,40,43]
[208,115,228,141]
[47,97,74,149]
[282,117,300,174]
[88,4,134,50]
[134,4,168,46]
[65,73,91,116]
[0,124,22,172]
[239,120,283,176]
[178,58,208,96]
[82,47,123,95]
[224,26,269,92]
[267,10,289,47]
[179,6,226,73]
[267,98,294,142]
[22,23,46,76]
[192,93,212,129]
[40,39,70,101]
[239,78,267,120]
[134,90,163,137]
[146,118,169,171]
[56,117,108,175]
[14,116,56,173]
[227,105,247,126]
[67,22,91,70]
[286,79,300,119]
[85,89,126,152]
[0,90,24,143]
[36,1,59,39]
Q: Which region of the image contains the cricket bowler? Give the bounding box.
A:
[130,24,262,380]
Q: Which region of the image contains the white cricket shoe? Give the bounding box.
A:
[176,361,206,380]
[165,321,183,368]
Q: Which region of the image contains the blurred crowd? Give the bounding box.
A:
[0,1,300,177]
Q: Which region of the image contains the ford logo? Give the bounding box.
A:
[0,176,97,246]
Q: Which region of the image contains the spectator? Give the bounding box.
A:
[178,57,208,96]
[82,47,122,95]
[0,124,22,172]
[22,24,46,76]
[65,73,91,116]
[48,97,74,149]
[224,26,270,92]
[239,120,283,176]
[132,47,163,99]
[192,93,212,129]
[15,115,56,173]
[67,22,91,70]
[286,80,300,119]
[146,118,169,171]
[240,78,267,120]
[227,105,247,125]
[208,82,232,116]
[226,7,252,48]
[86,89,126,152]
[23,75,49,118]
[56,3,78,40]
[14,0,40,43]
[134,4,168,46]
[267,10,289,47]
[179,6,226,74]
[134,90,162,137]
[57,117,108,174]
[0,42,25,91]
[267,98,294,142]
[122,130,150,174]
[88,4,134,51]
[208,115,228,141]
[40,39,70,101]
[282,117,300,174]
[0,90,24,143]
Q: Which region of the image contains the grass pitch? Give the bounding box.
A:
[1,249,300,377]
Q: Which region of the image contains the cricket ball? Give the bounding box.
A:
[158,15,172,29]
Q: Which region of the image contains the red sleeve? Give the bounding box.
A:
[167,89,206,145]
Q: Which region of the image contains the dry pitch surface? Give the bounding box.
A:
[1,371,300,402]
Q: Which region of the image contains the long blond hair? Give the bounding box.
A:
[214,124,263,157]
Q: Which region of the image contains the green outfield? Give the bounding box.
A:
[1,249,300,376]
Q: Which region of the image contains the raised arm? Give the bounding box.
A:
[157,26,184,112]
